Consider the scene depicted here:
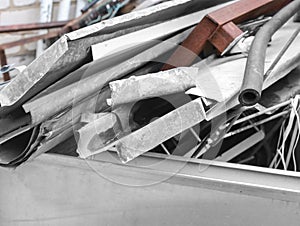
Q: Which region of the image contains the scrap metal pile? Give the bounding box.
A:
[1,0,300,171]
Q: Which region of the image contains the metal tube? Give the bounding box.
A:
[239,0,300,106]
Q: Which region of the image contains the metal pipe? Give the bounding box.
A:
[239,0,300,106]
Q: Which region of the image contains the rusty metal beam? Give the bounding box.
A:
[0,31,59,50]
[0,21,69,33]
[162,0,291,70]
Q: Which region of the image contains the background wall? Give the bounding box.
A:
[0,0,80,68]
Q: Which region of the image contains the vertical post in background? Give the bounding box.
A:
[36,0,53,57]
[0,49,10,81]
[58,0,71,21]
[75,0,86,17]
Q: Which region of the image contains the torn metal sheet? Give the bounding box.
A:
[108,67,197,106]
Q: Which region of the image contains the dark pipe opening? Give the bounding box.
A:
[239,90,260,106]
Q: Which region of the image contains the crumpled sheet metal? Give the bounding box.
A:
[108,67,197,106]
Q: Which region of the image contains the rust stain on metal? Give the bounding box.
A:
[162,0,291,70]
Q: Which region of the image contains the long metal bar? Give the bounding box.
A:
[224,99,292,128]
[0,21,69,33]
[78,151,300,202]
[0,31,59,50]
[2,153,300,224]
[225,110,290,138]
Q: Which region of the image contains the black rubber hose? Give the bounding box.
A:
[239,0,300,106]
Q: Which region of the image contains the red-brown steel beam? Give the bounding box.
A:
[0,21,69,33]
[0,31,59,50]
[162,0,291,70]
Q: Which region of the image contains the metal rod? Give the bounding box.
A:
[264,27,300,80]
[225,110,290,138]
[189,128,202,143]
[225,99,292,127]
[160,143,171,155]
[0,21,69,33]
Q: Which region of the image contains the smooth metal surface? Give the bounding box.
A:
[1,153,300,225]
